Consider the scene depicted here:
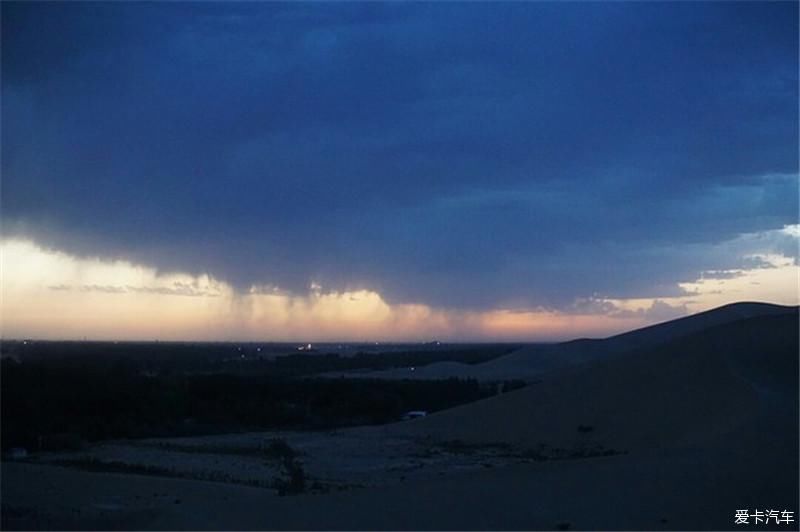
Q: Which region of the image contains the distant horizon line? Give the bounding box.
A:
[2,301,795,346]
[0,338,550,346]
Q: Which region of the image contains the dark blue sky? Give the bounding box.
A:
[2,2,798,311]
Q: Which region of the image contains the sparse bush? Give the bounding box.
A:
[282,457,306,495]
[273,456,306,495]
[521,443,624,461]
[437,439,511,455]
[440,439,472,454]
[264,438,306,495]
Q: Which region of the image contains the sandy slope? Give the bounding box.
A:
[386,313,797,450]
[321,302,798,382]
[3,418,796,531]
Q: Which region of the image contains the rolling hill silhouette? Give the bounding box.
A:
[343,302,798,382]
[392,309,798,448]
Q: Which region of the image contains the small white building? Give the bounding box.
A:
[402,410,428,421]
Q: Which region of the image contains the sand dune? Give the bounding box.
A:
[387,312,798,450]
[599,301,796,352]
[325,302,798,383]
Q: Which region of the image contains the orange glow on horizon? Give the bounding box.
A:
[1,238,797,342]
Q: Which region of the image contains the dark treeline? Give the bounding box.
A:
[0,341,520,377]
[1,353,525,451]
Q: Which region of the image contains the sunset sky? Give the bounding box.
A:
[2,2,798,341]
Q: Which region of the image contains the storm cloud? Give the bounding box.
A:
[2,2,797,311]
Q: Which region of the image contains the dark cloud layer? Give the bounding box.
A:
[2,2,797,309]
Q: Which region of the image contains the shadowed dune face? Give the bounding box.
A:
[323,302,799,382]
[709,314,800,399]
[602,301,798,352]
[490,302,799,380]
[391,312,799,454]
